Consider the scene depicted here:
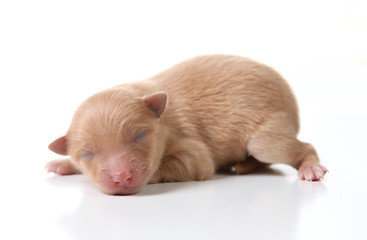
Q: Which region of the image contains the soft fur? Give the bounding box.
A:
[46,55,327,195]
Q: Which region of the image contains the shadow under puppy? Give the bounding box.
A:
[46,55,328,195]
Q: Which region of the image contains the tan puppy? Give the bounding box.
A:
[46,55,327,195]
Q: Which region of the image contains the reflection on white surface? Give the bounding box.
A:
[2,159,367,240]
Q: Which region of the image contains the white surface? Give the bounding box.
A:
[1,1,367,240]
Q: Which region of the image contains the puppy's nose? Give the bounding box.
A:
[111,170,133,184]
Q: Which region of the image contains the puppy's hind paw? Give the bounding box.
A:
[298,164,328,181]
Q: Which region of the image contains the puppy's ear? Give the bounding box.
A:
[143,92,167,118]
[48,136,68,155]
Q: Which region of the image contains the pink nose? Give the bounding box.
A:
[110,170,133,185]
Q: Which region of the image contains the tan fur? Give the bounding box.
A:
[47,54,327,195]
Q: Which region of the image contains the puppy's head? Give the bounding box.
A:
[49,88,168,195]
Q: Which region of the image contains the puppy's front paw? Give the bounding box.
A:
[298,164,328,181]
[45,159,81,175]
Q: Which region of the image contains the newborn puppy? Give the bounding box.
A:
[46,55,327,195]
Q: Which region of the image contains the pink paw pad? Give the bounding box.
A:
[298,164,328,181]
[45,159,80,175]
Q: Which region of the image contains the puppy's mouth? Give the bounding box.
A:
[103,182,142,195]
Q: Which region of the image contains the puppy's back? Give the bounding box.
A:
[149,55,299,165]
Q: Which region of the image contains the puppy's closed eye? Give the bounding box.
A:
[133,130,148,143]
[80,150,95,160]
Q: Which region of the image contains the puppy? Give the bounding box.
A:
[46,55,327,195]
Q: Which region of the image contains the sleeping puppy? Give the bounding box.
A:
[46,55,328,195]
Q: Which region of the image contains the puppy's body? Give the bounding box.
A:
[47,55,327,195]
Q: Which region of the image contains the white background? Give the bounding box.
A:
[0,1,366,240]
